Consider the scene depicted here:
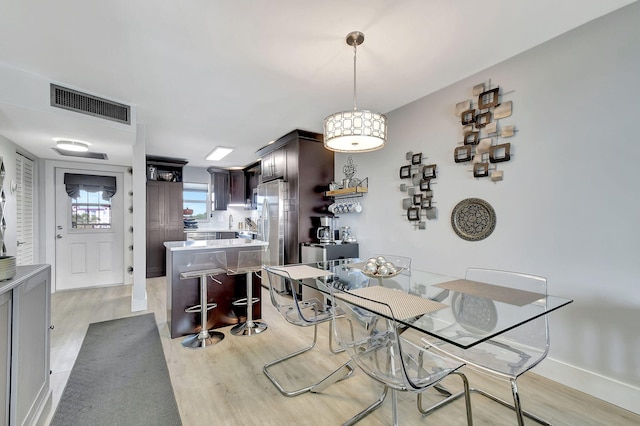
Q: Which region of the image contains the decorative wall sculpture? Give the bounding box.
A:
[398,151,436,230]
[454,80,516,181]
[450,198,496,241]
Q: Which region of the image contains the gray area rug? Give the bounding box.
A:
[51,313,182,426]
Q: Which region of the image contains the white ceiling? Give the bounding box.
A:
[0,0,635,169]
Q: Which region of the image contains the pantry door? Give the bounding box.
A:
[55,168,124,290]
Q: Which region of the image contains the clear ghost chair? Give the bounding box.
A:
[329,283,473,425]
[262,266,355,397]
[421,268,550,426]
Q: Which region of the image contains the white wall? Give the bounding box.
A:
[0,135,18,257]
[336,2,640,413]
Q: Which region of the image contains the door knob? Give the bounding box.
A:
[57,225,63,230]
[56,234,63,239]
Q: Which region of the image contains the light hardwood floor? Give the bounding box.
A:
[46,278,639,425]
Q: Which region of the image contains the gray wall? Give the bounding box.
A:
[336,2,640,412]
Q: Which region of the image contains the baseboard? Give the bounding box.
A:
[130,290,147,312]
[536,357,640,415]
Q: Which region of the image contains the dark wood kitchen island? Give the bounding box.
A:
[164,239,269,338]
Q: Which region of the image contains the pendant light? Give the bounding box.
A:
[323,31,387,153]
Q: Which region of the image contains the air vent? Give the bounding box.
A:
[50,84,131,124]
[52,148,109,160]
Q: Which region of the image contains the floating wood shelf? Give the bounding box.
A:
[324,186,369,197]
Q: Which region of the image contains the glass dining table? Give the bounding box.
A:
[266,259,573,349]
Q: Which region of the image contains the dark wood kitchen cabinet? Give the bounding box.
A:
[244,162,260,209]
[260,148,286,182]
[146,181,185,277]
[211,171,230,211]
[229,170,245,205]
[256,129,334,264]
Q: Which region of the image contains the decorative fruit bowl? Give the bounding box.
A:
[362,268,404,279]
[361,256,404,279]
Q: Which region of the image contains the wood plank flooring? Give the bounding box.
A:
[46,278,639,425]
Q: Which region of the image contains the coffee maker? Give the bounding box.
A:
[316,216,333,243]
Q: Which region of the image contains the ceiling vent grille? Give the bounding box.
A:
[50,84,131,125]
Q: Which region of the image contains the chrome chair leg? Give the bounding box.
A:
[417,371,473,425]
[329,318,345,354]
[343,386,389,426]
[263,323,353,397]
[419,375,550,426]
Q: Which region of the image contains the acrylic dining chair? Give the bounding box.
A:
[421,268,550,426]
[329,283,473,425]
[262,266,355,397]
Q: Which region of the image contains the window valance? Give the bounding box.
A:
[64,173,117,200]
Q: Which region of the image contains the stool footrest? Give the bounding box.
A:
[180,268,226,279]
[185,303,217,313]
[232,297,260,307]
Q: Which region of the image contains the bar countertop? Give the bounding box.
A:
[164,238,268,252]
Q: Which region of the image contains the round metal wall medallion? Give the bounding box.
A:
[451,198,496,241]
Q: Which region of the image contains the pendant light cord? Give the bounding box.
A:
[352,37,358,111]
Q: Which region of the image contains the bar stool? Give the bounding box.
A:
[227,249,268,336]
[179,251,227,349]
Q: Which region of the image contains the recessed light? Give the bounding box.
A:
[206,147,234,161]
[55,139,90,152]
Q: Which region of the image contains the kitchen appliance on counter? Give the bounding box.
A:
[316,216,333,243]
[313,215,341,243]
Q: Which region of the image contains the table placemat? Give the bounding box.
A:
[269,265,334,280]
[434,279,545,306]
[338,286,448,321]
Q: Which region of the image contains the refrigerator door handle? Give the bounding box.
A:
[261,198,270,243]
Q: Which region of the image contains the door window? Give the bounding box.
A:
[63,173,117,230]
[70,189,112,229]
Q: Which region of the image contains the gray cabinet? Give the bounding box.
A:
[0,265,51,426]
[0,292,10,424]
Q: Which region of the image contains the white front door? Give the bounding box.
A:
[55,168,124,290]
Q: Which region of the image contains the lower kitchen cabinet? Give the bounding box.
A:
[0,265,52,426]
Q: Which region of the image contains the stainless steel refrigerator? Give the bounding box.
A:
[257,179,286,267]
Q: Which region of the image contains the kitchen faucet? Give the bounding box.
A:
[229,214,233,230]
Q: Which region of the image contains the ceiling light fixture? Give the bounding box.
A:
[323,31,387,153]
[55,139,90,152]
[206,146,234,161]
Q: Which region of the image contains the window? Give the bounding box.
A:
[64,173,116,230]
[183,182,210,220]
[71,189,112,229]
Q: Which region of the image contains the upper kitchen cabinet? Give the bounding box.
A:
[260,147,286,182]
[244,162,260,209]
[229,170,245,205]
[209,169,230,211]
[256,129,334,263]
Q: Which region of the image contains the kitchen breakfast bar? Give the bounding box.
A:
[164,239,268,339]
